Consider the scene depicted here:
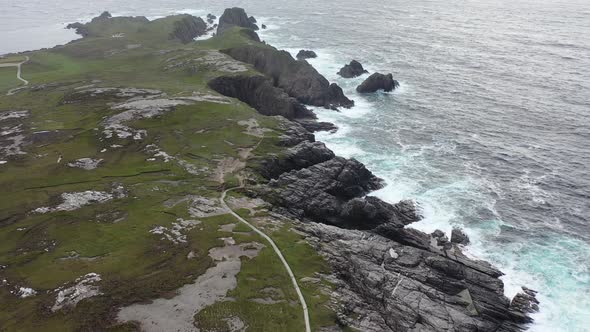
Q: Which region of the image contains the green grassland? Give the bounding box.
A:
[0,14,338,331]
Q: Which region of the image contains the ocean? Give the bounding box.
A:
[1,0,589,330]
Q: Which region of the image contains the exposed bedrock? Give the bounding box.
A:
[207,75,314,119]
[170,15,208,43]
[296,50,318,60]
[298,222,539,332]
[276,118,316,147]
[217,7,259,35]
[221,45,354,109]
[259,141,335,179]
[338,60,369,78]
[257,156,400,228]
[357,72,400,93]
[294,118,338,133]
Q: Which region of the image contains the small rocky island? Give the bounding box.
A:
[0,7,538,332]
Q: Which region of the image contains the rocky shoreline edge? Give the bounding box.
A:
[205,7,540,332]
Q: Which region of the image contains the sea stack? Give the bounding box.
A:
[217,7,259,35]
[356,73,399,93]
[296,50,318,60]
[338,60,369,78]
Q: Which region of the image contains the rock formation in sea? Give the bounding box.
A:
[357,72,400,93]
[451,227,470,245]
[296,50,318,60]
[217,7,259,35]
[338,60,369,78]
[206,13,216,24]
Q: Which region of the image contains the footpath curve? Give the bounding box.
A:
[220,188,311,332]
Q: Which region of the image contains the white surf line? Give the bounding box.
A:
[220,188,311,332]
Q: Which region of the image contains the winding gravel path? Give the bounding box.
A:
[3,56,30,95]
[220,188,311,332]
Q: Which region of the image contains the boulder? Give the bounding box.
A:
[356,73,399,93]
[337,60,368,78]
[261,24,267,29]
[217,7,259,35]
[296,50,317,60]
[451,227,470,245]
[222,45,354,109]
[208,75,314,119]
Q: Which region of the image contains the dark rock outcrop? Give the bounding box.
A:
[248,16,257,23]
[298,222,538,332]
[217,7,259,35]
[259,156,385,227]
[261,24,267,29]
[206,13,216,24]
[451,227,470,245]
[260,141,335,179]
[296,50,317,60]
[295,118,338,133]
[170,16,207,43]
[66,22,89,37]
[356,73,399,93]
[67,11,112,37]
[222,45,354,109]
[276,119,315,147]
[337,60,368,78]
[208,75,314,119]
[504,287,540,325]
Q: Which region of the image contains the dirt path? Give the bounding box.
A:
[3,56,30,95]
[220,188,311,332]
[218,133,311,331]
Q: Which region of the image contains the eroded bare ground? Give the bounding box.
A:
[117,230,265,332]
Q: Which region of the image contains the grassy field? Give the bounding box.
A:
[0,56,27,64]
[0,67,20,93]
[0,13,339,331]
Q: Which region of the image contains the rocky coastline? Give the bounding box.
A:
[0,7,540,331]
[211,7,539,332]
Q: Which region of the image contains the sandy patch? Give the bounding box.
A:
[117,238,265,332]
